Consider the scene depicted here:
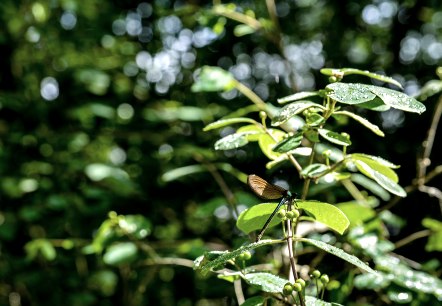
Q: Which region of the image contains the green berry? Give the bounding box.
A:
[293,283,302,292]
[328,76,337,83]
[242,251,252,260]
[295,278,306,288]
[277,208,287,219]
[282,283,294,295]
[311,270,321,278]
[320,274,329,284]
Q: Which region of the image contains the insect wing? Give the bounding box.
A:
[247,174,287,200]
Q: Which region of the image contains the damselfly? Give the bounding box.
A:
[247,174,296,241]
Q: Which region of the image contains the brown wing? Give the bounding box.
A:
[247,174,287,200]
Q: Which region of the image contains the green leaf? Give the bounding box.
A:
[214,132,258,150]
[298,238,378,274]
[336,202,377,228]
[418,79,442,101]
[120,215,152,239]
[321,68,403,89]
[350,173,391,201]
[352,159,406,197]
[103,242,138,266]
[350,153,399,182]
[244,272,288,293]
[258,129,286,160]
[304,130,320,142]
[351,153,400,169]
[374,254,442,299]
[237,124,265,141]
[306,113,325,126]
[357,97,390,111]
[326,83,376,104]
[271,101,323,126]
[304,296,344,306]
[191,66,236,92]
[301,164,329,178]
[272,132,303,153]
[422,218,442,252]
[297,200,350,235]
[277,91,319,104]
[368,85,426,114]
[241,296,265,306]
[25,239,57,261]
[354,272,391,290]
[195,240,283,275]
[318,128,352,146]
[203,117,257,131]
[161,165,208,182]
[333,111,385,137]
[237,203,283,234]
[234,24,256,36]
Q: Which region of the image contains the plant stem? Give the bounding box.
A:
[394,229,431,249]
[234,279,245,305]
[286,200,305,306]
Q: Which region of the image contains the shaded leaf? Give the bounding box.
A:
[272,132,303,153]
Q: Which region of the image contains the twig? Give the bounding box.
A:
[234,279,245,305]
[394,229,431,250]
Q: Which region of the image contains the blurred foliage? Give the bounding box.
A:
[0,0,441,305]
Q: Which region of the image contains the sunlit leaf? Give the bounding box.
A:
[321,68,403,89]
[304,296,344,306]
[272,101,323,126]
[422,218,442,252]
[244,272,288,293]
[298,238,378,274]
[277,92,320,104]
[301,163,329,178]
[192,66,236,92]
[297,200,350,235]
[333,111,385,137]
[214,132,258,150]
[258,129,286,160]
[326,83,376,104]
[195,240,282,275]
[203,117,257,131]
[352,159,406,197]
[103,242,138,266]
[368,86,426,114]
[241,296,265,306]
[237,203,283,234]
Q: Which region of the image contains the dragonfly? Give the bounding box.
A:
[247,174,296,242]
